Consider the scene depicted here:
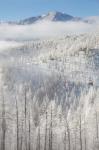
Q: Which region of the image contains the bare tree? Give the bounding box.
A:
[48,124,51,150]
[79,114,82,150]
[44,104,48,150]
[1,93,7,150]
[28,110,31,150]
[95,110,99,139]
[50,103,53,150]
[48,102,53,150]
[84,119,87,150]
[20,121,23,150]
[74,126,77,150]
[64,125,67,150]
[66,119,71,150]
[24,87,27,150]
[16,98,19,150]
[36,125,41,150]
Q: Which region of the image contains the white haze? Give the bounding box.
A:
[0,41,22,51]
[0,20,98,50]
[0,21,98,40]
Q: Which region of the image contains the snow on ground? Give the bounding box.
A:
[0,25,99,150]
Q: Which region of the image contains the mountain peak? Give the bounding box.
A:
[42,11,74,21]
[46,11,65,16]
[19,11,74,24]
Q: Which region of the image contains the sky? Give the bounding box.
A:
[0,0,99,21]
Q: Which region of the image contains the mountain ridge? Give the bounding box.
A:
[0,11,99,25]
[19,11,77,24]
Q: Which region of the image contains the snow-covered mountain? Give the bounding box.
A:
[5,11,82,25]
[16,12,99,25]
[1,11,99,25]
[19,11,75,24]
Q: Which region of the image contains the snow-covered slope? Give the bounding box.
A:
[0,18,99,150]
[0,32,99,149]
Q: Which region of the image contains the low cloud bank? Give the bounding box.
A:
[0,41,22,51]
[0,21,98,41]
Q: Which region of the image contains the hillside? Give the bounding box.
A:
[0,29,99,150]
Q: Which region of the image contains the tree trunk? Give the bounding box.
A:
[16,99,19,150]
[1,94,6,150]
[79,114,82,150]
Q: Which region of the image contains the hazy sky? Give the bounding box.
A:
[0,0,99,21]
